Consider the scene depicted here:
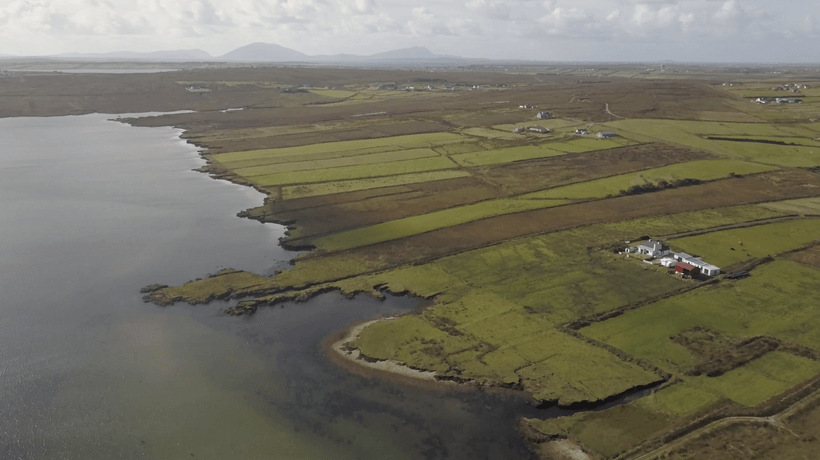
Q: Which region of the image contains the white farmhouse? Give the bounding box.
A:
[636,239,670,258]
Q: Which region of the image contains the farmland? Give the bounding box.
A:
[108,65,820,460]
[527,159,777,200]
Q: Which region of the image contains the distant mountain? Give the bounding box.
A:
[366,46,437,60]
[56,49,212,61]
[30,43,469,65]
[218,42,310,62]
[219,43,455,63]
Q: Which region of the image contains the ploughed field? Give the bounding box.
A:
[128,68,820,460]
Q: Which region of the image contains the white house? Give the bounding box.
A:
[536,111,551,119]
[575,128,589,135]
[636,239,670,258]
[528,126,550,133]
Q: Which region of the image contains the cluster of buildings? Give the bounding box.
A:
[771,83,811,92]
[753,97,803,104]
[513,126,550,134]
[625,239,721,278]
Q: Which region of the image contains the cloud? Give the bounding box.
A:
[0,0,818,61]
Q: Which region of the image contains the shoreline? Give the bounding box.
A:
[321,316,471,393]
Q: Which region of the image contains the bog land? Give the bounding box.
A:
[9,61,819,459]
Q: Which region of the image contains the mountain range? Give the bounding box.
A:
[39,43,460,63]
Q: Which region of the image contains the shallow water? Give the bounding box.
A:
[0,114,540,459]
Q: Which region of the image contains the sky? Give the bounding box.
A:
[0,0,818,62]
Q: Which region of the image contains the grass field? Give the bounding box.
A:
[607,119,820,167]
[688,352,820,407]
[280,170,471,200]
[211,132,465,163]
[494,119,582,131]
[248,156,458,186]
[759,197,820,216]
[581,261,820,374]
[462,127,525,140]
[524,160,777,199]
[307,89,357,98]
[307,196,571,251]
[232,148,440,177]
[635,382,720,416]
[262,205,787,294]
[669,218,820,267]
[450,145,566,166]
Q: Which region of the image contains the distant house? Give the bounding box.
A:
[536,111,551,119]
[597,131,616,139]
[636,239,670,258]
[513,127,526,133]
[575,128,589,135]
[528,126,550,133]
[520,104,534,109]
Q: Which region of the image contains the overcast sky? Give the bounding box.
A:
[0,0,818,62]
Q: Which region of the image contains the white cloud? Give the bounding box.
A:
[0,0,817,61]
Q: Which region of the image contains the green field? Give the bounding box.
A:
[582,261,820,374]
[308,196,570,251]
[281,170,471,200]
[607,119,820,167]
[688,352,820,407]
[211,132,466,164]
[759,197,820,216]
[248,156,458,187]
[524,404,674,458]
[307,89,357,98]
[232,148,440,177]
[524,160,777,200]
[462,127,524,140]
[670,218,820,267]
[494,119,582,131]
[450,145,566,166]
[635,382,720,416]
[263,205,786,293]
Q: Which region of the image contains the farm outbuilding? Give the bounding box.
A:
[675,263,698,276]
[597,131,617,138]
[536,111,551,119]
[673,253,721,277]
